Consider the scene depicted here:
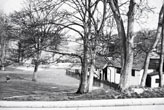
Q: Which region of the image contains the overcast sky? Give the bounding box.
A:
[0,0,163,31]
[0,0,23,14]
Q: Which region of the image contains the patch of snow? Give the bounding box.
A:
[132,88,144,94]
[16,66,44,71]
[51,87,57,89]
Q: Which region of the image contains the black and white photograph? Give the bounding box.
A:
[0,0,164,109]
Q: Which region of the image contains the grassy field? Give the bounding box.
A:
[1,66,164,101]
[0,66,80,101]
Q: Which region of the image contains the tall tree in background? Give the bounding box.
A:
[0,12,13,70]
[158,2,164,87]
[140,2,164,87]
[11,0,63,81]
[0,14,6,70]
[159,23,164,87]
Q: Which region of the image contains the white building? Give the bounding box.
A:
[101,57,161,88]
[103,64,154,87]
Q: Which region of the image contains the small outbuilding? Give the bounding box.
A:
[146,72,164,88]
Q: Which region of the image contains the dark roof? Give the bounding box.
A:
[95,52,160,70]
[106,52,160,71]
[95,56,108,69]
[107,58,144,71]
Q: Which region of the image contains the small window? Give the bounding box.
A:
[116,68,121,73]
[132,70,135,76]
[156,79,159,83]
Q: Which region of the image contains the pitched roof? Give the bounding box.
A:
[95,52,160,70]
[107,58,144,71]
[95,56,108,69]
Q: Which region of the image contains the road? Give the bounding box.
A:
[1,106,164,110]
[1,98,164,110]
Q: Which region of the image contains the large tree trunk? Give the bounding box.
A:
[76,37,88,94]
[32,61,39,81]
[140,52,151,87]
[109,0,136,90]
[88,51,96,92]
[159,17,164,87]
[140,4,164,87]
[32,39,41,81]
[77,1,92,93]
[108,0,127,89]
[120,0,135,89]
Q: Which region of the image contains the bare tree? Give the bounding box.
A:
[11,0,63,81]
[58,0,109,93]
[53,0,93,93]
[0,12,13,70]
[140,2,164,87]
[158,4,164,87]
[108,0,136,90]
[86,0,107,92]
[159,23,164,87]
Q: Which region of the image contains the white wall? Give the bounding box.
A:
[105,66,163,88]
[107,67,120,84]
[106,67,155,87]
[139,69,154,84]
[139,69,154,83]
[129,70,141,86]
[151,75,160,88]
